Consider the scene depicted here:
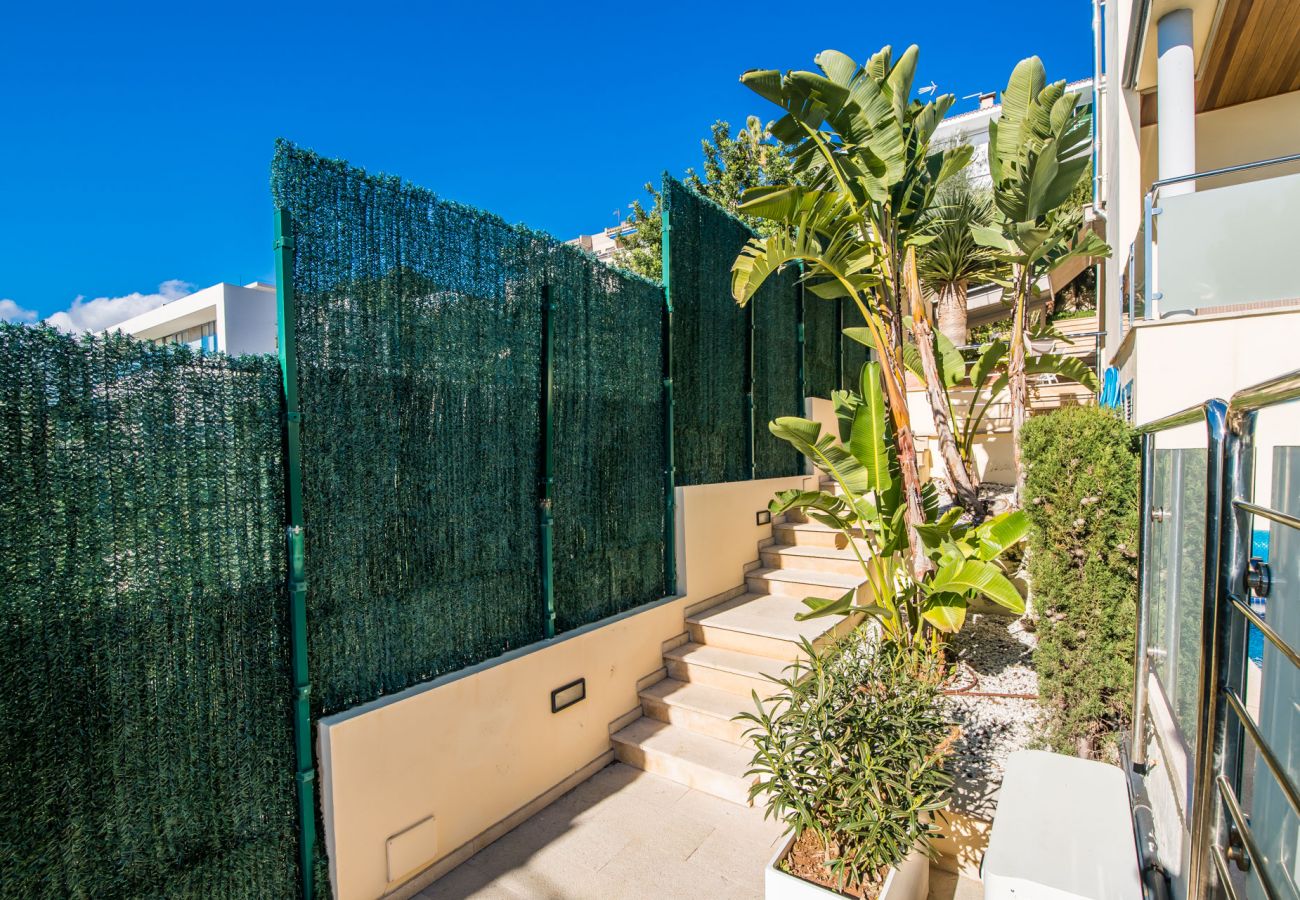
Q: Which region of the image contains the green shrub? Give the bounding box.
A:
[739,633,952,893]
[1021,405,1139,757]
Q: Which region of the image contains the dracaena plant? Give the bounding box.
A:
[767,361,1028,645]
[972,56,1111,495]
[740,632,952,894]
[729,45,982,577]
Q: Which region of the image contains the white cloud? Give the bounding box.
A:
[0,299,39,324]
[45,279,194,334]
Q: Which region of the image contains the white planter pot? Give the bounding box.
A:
[764,833,929,900]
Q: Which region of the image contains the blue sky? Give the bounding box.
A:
[1,1,1093,328]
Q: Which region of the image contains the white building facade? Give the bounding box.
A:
[103,281,279,356]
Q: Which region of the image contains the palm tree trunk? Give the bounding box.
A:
[905,251,982,515]
[863,259,933,588]
[876,344,933,585]
[935,281,969,346]
[1009,265,1029,501]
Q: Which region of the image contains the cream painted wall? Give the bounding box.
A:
[317,471,813,900]
[1117,307,1300,427]
[1139,89,1300,193]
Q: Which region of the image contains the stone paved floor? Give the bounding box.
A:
[419,762,785,899]
[419,762,983,899]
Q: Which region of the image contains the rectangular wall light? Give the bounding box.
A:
[551,678,586,713]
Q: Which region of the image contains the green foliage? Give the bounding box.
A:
[974,58,1109,290]
[740,634,952,893]
[959,336,1101,459]
[0,324,298,898]
[916,176,1003,294]
[767,362,1028,643]
[730,45,971,310]
[1021,405,1139,756]
[616,118,797,280]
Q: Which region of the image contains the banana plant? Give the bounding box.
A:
[731,45,972,582]
[958,331,1100,460]
[767,362,1028,646]
[972,56,1110,494]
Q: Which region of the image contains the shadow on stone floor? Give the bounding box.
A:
[419,762,785,900]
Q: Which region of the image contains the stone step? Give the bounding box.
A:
[760,543,866,577]
[686,592,855,660]
[746,566,866,600]
[639,678,758,745]
[772,519,869,550]
[610,718,755,806]
[664,642,792,697]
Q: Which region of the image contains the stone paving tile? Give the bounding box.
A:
[418,763,778,900]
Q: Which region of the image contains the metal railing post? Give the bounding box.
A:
[1144,192,1159,320]
[1218,407,1257,864]
[1187,399,1230,899]
[539,280,556,638]
[273,207,318,900]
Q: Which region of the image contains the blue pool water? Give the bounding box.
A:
[1248,530,1269,665]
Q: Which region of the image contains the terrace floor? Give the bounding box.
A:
[418,762,983,899]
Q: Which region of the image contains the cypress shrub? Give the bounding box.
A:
[1021,405,1139,758]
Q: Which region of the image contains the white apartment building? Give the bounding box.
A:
[933,78,1095,187]
[103,281,279,356]
[567,222,636,264]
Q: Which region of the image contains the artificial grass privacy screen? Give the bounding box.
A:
[0,325,298,898]
[271,142,671,708]
[663,177,803,484]
[0,146,819,899]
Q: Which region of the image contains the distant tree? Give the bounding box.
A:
[614,118,796,280]
[916,174,1003,346]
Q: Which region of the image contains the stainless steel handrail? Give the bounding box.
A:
[1217,774,1282,899]
[1153,365,1300,899]
[1233,499,1300,533]
[1151,151,1300,191]
[1222,688,1300,821]
[1229,366,1300,419]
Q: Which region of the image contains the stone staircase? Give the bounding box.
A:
[610,494,867,806]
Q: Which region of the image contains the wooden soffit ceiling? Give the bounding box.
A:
[1141,0,1300,125]
[1198,0,1300,111]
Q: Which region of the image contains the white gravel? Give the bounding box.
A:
[942,613,1043,819]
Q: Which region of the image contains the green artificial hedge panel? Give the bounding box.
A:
[272,143,546,714]
[0,325,297,898]
[665,177,802,484]
[548,242,666,630]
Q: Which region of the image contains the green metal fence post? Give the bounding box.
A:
[744,301,756,480]
[660,179,677,596]
[274,207,318,900]
[834,297,844,392]
[795,271,806,416]
[539,279,557,638]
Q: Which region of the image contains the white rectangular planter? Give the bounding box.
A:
[765,833,929,900]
